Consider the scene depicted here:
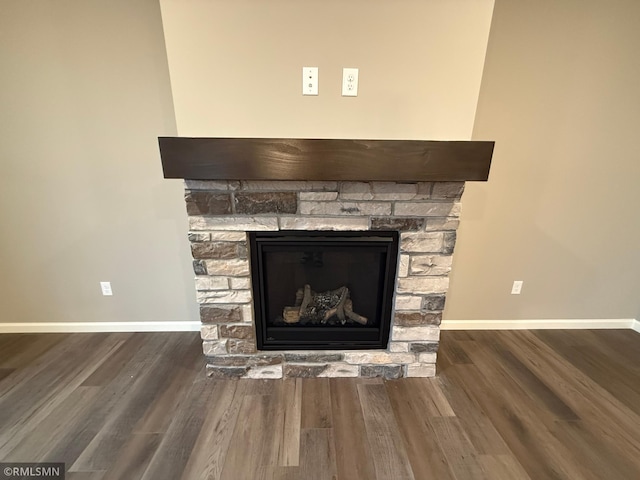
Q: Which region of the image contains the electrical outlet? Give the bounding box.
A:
[342,68,359,96]
[302,67,318,95]
[511,280,523,295]
[100,281,113,296]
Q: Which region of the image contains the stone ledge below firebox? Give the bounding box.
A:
[204,351,438,379]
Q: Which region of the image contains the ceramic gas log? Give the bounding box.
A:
[281,285,368,326]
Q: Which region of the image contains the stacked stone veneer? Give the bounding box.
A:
[185,179,464,379]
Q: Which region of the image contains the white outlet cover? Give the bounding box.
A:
[511,280,523,295]
[342,67,359,96]
[100,281,113,296]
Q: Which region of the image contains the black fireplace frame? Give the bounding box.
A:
[249,230,399,351]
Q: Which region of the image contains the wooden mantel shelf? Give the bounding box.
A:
[158,137,494,182]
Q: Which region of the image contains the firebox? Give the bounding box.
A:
[249,231,399,350]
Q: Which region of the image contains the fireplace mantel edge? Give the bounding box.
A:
[159,137,494,182]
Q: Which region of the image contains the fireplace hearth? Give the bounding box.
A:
[249,231,399,350]
[159,137,493,379]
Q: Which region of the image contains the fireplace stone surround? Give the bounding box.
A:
[187,179,462,379]
[159,138,493,379]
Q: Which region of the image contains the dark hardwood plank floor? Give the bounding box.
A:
[0,329,639,479]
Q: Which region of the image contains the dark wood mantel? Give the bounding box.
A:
[158,137,494,182]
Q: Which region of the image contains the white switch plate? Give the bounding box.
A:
[342,67,359,96]
[302,67,318,95]
[100,281,113,296]
[511,280,523,295]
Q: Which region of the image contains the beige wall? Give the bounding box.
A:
[446,0,640,320]
[2,0,636,327]
[0,0,198,324]
[161,0,639,323]
[159,0,495,139]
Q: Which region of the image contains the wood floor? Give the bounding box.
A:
[0,329,639,479]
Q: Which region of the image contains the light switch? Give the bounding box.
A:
[303,67,318,95]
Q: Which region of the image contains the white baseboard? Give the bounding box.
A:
[440,318,637,330]
[0,321,201,334]
[1,319,637,334]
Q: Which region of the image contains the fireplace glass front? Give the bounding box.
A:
[249,231,399,350]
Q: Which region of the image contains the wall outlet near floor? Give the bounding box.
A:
[511,280,523,295]
[100,281,113,296]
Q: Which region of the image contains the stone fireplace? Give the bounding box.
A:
[159,138,493,379]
